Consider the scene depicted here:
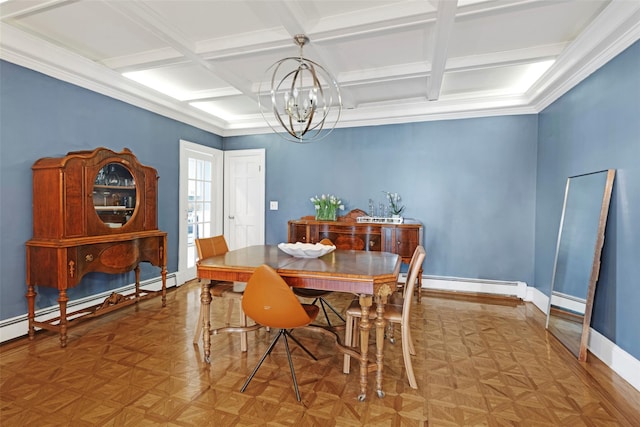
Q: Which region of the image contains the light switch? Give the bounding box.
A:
[270,201,278,210]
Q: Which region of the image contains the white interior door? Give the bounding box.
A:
[178,140,223,285]
[224,149,265,249]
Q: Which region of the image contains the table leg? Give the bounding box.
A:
[201,281,212,363]
[358,294,373,401]
[375,293,388,398]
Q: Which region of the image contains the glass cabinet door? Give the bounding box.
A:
[92,163,136,228]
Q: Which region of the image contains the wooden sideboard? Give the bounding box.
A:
[288,209,424,301]
[26,147,167,347]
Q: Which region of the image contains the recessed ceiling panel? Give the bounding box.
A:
[449,1,609,57]
[192,96,259,121]
[347,77,428,106]
[8,1,168,60]
[319,26,430,74]
[124,63,235,101]
[441,61,554,98]
[143,0,272,42]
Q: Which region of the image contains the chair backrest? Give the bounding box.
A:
[402,246,426,313]
[195,235,229,261]
[242,264,314,329]
[395,244,422,301]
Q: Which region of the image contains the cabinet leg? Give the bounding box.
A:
[134,266,141,302]
[26,284,36,340]
[58,289,68,348]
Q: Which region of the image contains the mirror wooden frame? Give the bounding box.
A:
[546,169,615,362]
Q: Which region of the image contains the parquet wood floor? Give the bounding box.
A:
[1,281,638,426]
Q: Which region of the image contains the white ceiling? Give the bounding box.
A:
[1,0,639,137]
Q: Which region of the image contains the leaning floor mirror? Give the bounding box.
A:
[546,169,615,362]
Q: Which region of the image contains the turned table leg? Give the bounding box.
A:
[201,281,212,363]
[375,293,388,397]
[357,294,373,401]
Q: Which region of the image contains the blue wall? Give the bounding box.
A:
[225,116,538,283]
[536,41,640,359]
[0,60,222,318]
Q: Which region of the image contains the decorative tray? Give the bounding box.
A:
[278,242,336,258]
[356,216,404,224]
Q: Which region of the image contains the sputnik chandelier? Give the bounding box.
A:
[259,34,342,143]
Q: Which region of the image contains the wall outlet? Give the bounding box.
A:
[270,201,278,210]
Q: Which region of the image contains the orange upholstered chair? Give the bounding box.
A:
[240,264,320,401]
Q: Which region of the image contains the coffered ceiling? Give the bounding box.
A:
[1,0,639,137]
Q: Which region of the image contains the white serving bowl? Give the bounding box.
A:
[277,242,336,258]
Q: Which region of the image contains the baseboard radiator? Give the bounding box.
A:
[398,273,528,300]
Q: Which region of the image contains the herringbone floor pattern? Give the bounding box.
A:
[1,281,638,426]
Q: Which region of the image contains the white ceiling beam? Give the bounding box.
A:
[426,0,458,101]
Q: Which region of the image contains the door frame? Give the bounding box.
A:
[177,140,223,286]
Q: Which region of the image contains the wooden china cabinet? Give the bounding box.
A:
[26,147,167,347]
[288,209,424,301]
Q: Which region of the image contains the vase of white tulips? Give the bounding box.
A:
[310,194,345,221]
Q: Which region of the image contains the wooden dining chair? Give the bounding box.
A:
[194,235,248,351]
[240,264,320,401]
[292,238,345,327]
[343,245,426,389]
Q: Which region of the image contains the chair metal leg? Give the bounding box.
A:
[320,298,345,322]
[284,330,317,361]
[318,299,332,327]
[240,329,314,401]
[282,334,301,401]
[240,330,283,393]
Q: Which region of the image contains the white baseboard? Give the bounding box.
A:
[0,273,177,343]
[522,286,639,393]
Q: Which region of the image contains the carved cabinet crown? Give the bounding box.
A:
[31,147,159,239]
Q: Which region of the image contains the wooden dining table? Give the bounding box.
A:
[197,244,401,401]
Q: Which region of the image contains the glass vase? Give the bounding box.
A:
[316,205,337,221]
